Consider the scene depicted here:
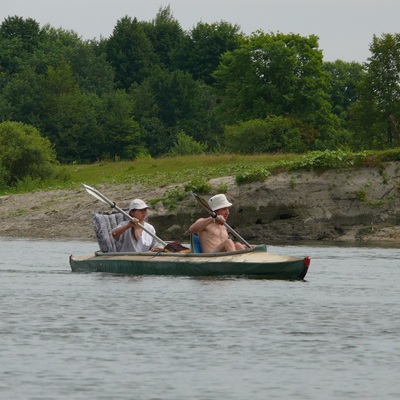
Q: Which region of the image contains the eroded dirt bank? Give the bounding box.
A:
[1,163,400,245]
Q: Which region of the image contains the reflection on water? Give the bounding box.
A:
[1,237,400,399]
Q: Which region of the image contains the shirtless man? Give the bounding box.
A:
[188,194,245,253]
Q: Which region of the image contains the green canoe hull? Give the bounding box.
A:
[70,245,310,280]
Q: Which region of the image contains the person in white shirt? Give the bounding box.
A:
[111,198,158,252]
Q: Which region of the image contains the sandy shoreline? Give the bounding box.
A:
[1,166,400,246]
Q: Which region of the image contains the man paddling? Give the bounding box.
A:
[188,194,246,253]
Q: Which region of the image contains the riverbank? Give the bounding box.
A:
[1,163,400,245]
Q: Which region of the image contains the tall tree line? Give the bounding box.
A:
[0,8,399,164]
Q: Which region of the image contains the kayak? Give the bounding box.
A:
[75,195,310,280]
[69,244,311,280]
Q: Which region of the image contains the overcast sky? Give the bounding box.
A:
[2,0,400,63]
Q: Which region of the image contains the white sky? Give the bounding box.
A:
[2,0,400,63]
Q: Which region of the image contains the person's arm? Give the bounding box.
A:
[112,219,138,240]
[188,216,224,234]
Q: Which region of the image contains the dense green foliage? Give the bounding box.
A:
[224,116,315,153]
[0,121,58,187]
[350,33,400,149]
[1,11,400,185]
[168,132,208,156]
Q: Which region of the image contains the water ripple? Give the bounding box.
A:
[1,239,400,399]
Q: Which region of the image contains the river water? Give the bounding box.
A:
[1,237,400,400]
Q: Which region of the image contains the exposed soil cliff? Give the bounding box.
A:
[1,162,400,245]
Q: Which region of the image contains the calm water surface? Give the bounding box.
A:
[1,237,400,399]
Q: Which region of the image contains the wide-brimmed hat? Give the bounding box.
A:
[208,194,232,211]
[129,199,149,211]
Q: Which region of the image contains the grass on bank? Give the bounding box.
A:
[2,148,400,196]
[1,153,299,195]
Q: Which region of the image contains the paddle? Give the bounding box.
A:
[82,183,168,247]
[191,192,252,248]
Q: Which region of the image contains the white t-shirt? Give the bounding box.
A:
[116,221,158,252]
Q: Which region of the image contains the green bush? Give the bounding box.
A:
[235,167,271,185]
[184,177,211,194]
[0,121,58,186]
[355,190,367,202]
[168,132,208,156]
[160,186,187,210]
[378,148,400,162]
[224,116,315,154]
[290,149,355,171]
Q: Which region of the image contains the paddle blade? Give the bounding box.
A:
[191,192,216,217]
[82,184,114,207]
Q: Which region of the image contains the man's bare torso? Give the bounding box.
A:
[197,218,229,253]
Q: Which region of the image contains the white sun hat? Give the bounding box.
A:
[208,194,232,211]
[129,199,149,211]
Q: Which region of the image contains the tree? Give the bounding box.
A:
[142,5,185,71]
[0,15,41,49]
[105,16,159,89]
[139,116,175,157]
[224,116,317,153]
[0,66,43,126]
[131,68,214,145]
[176,21,242,84]
[323,60,365,127]
[37,61,103,163]
[351,33,400,148]
[60,40,115,96]
[32,25,84,74]
[0,16,41,74]
[97,90,144,160]
[0,121,57,186]
[213,31,342,148]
